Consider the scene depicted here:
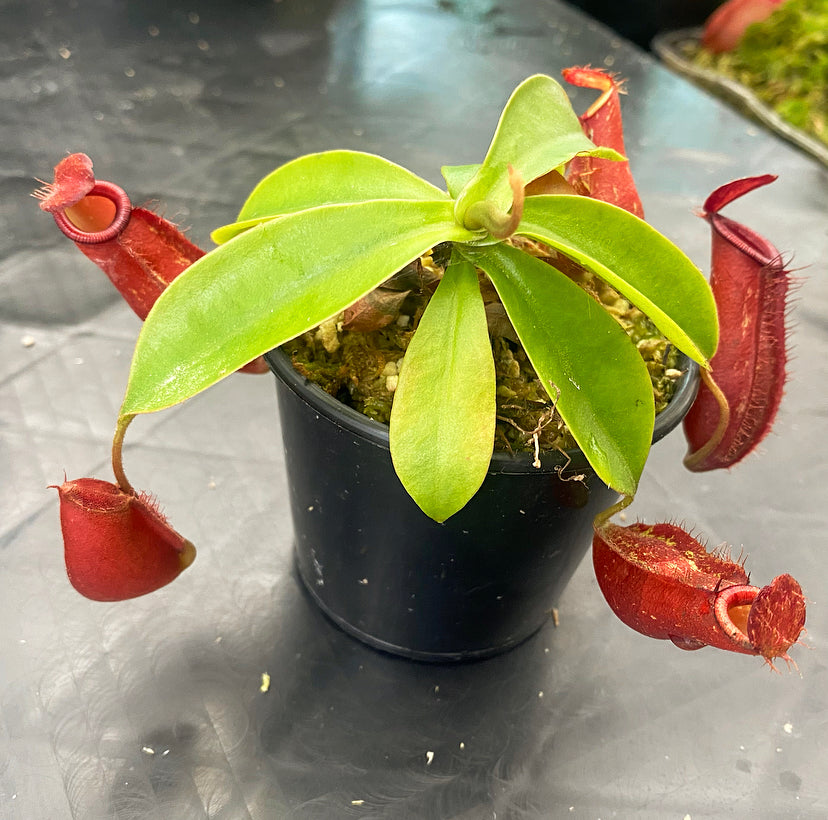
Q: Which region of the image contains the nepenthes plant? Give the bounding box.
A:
[36,68,805,668]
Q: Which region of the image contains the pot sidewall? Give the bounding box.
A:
[267,348,698,661]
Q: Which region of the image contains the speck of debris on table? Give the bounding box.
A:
[425,750,434,765]
[141,746,155,755]
[21,335,36,348]
[783,722,793,734]
[260,672,270,693]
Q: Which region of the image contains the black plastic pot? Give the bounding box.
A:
[266,348,698,662]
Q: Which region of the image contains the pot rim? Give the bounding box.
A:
[265,346,699,476]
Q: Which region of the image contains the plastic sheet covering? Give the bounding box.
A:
[1,0,827,816]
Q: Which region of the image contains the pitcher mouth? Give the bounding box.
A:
[714,583,760,652]
[51,180,132,244]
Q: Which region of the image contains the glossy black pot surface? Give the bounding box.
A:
[266,348,698,662]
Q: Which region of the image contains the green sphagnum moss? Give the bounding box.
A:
[692,0,828,147]
[284,240,682,457]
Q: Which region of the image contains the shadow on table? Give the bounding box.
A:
[250,562,557,818]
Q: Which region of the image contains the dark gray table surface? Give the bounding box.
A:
[2,1,827,817]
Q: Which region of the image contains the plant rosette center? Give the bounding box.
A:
[282,238,684,461]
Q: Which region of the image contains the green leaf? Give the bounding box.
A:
[211,215,279,244]
[453,74,621,228]
[517,196,718,364]
[121,200,476,417]
[441,163,479,198]
[468,243,654,496]
[390,256,496,522]
[212,150,448,243]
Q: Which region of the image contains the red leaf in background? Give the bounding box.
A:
[53,478,196,601]
[593,519,805,667]
[683,175,792,471]
[342,288,411,332]
[701,0,787,54]
[561,66,644,218]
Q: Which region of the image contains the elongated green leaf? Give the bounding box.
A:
[441,163,479,198]
[516,196,718,364]
[454,74,621,227]
[390,257,496,522]
[468,243,654,496]
[122,200,476,417]
[212,150,448,243]
[211,215,280,243]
